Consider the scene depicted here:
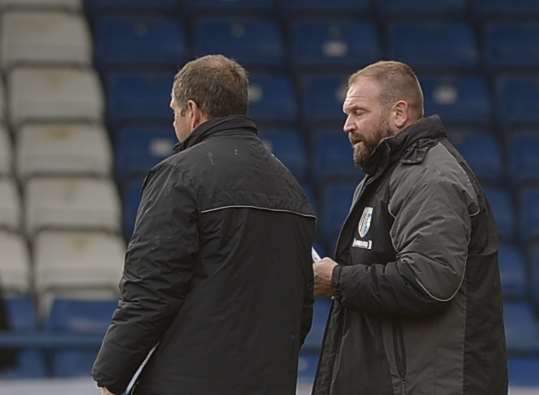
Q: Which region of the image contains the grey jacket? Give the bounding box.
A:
[312,116,507,395]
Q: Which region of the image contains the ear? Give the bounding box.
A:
[391,100,409,130]
[187,100,208,129]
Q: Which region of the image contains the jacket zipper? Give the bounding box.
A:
[392,320,407,394]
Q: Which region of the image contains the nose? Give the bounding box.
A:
[343,115,354,134]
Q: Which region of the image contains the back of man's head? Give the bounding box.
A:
[173,54,249,119]
[349,60,424,120]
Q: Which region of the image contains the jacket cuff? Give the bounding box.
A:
[331,264,343,299]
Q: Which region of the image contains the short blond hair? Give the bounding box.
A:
[348,60,424,118]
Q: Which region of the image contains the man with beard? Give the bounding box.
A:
[312,61,507,395]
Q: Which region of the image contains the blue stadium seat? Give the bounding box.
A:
[520,187,539,241]
[248,74,297,124]
[289,20,380,69]
[183,0,274,13]
[300,74,347,124]
[498,244,526,299]
[298,350,320,383]
[282,0,370,15]
[45,297,117,377]
[503,302,539,353]
[388,22,478,69]
[485,23,539,70]
[508,358,539,387]
[380,0,466,15]
[496,76,539,126]
[474,0,539,16]
[312,129,360,181]
[530,243,539,305]
[451,131,503,182]
[303,298,331,350]
[422,76,491,124]
[483,188,514,240]
[509,131,539,183]
[106,71,173,124]
[115,127,176,180]
[94,16,186,68]
[5,295,36,331]
[320,181,358,246]
[85,0,178,14]
[123,178,145,238]
[260,129,307,182]
[194,17,283,67]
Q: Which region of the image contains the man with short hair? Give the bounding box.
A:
[92,55,316,395]
[312,60,507,395]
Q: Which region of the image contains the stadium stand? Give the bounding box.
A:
[248,73,298,124]
[0,231,30,293]
[0,178,20,231]
[0,125,11,176]
[509,130,539,182]
[0,0,82,11]
[260,128,308,182]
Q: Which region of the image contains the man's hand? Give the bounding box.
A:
[313,258,338,297]
[100,387,116,395]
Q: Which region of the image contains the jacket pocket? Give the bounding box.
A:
[392,320,407,393]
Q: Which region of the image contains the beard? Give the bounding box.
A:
[352,118,392,169]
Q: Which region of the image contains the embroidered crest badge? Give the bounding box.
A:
[358,207,373,238]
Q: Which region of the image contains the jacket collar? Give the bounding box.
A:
[363,115,447,175]
[174,115,258,152]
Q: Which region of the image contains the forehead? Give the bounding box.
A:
[343,77,381,109]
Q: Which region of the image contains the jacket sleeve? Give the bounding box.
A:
[92,163,199,394]
[332,165,478,317]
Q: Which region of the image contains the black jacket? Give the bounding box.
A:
[92,116,316,395]
[313,116,507,395]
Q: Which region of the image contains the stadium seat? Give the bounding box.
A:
[84,0,177,14]
[248,74,298,124]
[183,0,274,13]
[0,78,5,122]
[320,181,357,246]
[0,125,11,176]
[16,124,112,179]
[0,231,30,293]
[474,0,539,16]
[530,243,539,305]
[24,177,121,235]
[45,297,117,377]
[303,298,331,350]
[9,67,104,126]
[122,178,144,238]
[520,187,539,241]
[503,302,539,353]
[509,131,539,183]
[115,127,175,180]
[282,0,370,15]
[0,0,81,11]
[312,129,359,181]
[388,22,477,69]
[483,188,514,240]
[194,17,284,67]
[300,74,347,125]
[0,11,91,69]
[94,15,186,68]
[485,22,539,70]
[450,131,503,182]
[34,230,124,297]
[0,178,20,231]
[105,71,173,124]
[498,244,526,299]
[380,0,466,15]
[508,358,539,387]
[260,129,307,182]
[289,20,380,69]
[496,75,539,126]
[422,76,491,124]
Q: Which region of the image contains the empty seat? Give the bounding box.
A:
[283,0,370,15]
[0,125,11,176]
[450,131,503,182]
[298,350,320,384]
[122,178,144,238]
[422,76,491,124]
[289,20,380,69]
[17,124,112,179]
[35,230,124,296]
[508,358,539,387]
[248,74,298,124]
[94,15,186,68]
[474,0,539,16]
[303,298,331,349]
[483,188,514,240]
[183,0,274,13]
[509,130,539,182]
[496,75,539,126]
[520,187,539,241]
[320,181,357,246]
[106,71,173,124]
[260,129,307,181]
[85,0,177,14]
[45,297,117,377]
[0,78,5,122]
[503,302,539,353]
[485,23,539,70]
[1,11,91,69]
[0,231,30,293]
[529,243,539,305]
[115,127,176,180]
[194,17,284,67]
[25,177,121,235]
[0,178,20,231]
[300,74,347,124]
[9,67,104,126]
[388,22,477,69]
[312,129,359,181]
[498,244,526,299]
[381,0,466,15]
[0,0,81,11]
